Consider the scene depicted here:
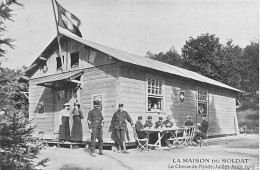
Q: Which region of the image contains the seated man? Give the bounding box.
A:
[154,117,164,128]
[193,115,209,144]
[183,115,194,126]
[135,116,148,139]
[162,115,175,147]
[144,116,157,144]
[144,116,153,128]
[177,115,194,137]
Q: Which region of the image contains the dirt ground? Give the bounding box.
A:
[37,134,259,170]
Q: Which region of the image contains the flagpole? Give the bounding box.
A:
[51,0,64,71]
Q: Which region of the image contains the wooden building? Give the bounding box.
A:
[23,33,242,142]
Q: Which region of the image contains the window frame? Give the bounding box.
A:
[197,87,208,116]
[146,74,165,113]
[56,56,64,71]
[70,52,79,68]
[37,99,45,119]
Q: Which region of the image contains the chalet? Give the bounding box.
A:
[22,33,242,143]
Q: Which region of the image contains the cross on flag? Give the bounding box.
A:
[55,0,82,37]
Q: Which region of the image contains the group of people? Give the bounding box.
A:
[58,101,209,157]
[58,102,84,142]
[59,101,134,157]
[134,114,209,147]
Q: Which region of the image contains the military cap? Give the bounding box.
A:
[118,103,124,107]
[147,116,152,119]
[138,116,143,120]
[74,102,80,106]
[93,100,100,105]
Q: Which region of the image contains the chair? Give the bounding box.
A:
[170,127,189,148]
[186,126,195,146]
[133,127,149,151]
[199,130,209,147]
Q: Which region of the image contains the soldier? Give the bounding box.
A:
[87,100,104,157]
[111,103,133,154]
[135,116,148,139]
[154,117,164,128]
[144,116,153,128]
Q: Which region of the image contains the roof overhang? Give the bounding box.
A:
[35,70,84,89]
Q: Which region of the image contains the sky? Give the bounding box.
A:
[1,0,259,69]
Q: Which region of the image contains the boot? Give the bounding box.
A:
[121,141,129,154]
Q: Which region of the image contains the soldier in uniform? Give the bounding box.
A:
[87,100,104,157]
[154,117,164,128]
[144,116,153,128]
[135,116,148,139]
[111,103,133,153]
[162,115,175,147]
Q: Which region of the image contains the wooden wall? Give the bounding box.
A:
[29,79,55,139]
[31,39,116,79]
[80,64,119,141]
[118,64,238,137]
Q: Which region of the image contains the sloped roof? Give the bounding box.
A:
[27,33,242,93]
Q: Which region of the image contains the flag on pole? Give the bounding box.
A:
[55,0,82,37]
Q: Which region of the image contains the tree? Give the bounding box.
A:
[0,111,49,170]
[0,0,23,59]
[181,33,222,80]
[239,41,259,108]
[145,46,182,67]
[218,40,243,88]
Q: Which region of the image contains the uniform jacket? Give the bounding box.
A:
[162,120,173,128]
[111,110,133,130]
[184,120,194,126]
[87,108,103,129]
[154,121,163,128]
[200,120,209,133]
[144,121,153,128]
[135,121,144,132]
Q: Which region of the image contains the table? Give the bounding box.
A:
[144,127,184,148]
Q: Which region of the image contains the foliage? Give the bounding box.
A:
[145,46,182,67]
[146,33,259,109]
[0,66,29,117]
[0,0,23,58]
[181,33,222,80]
[0,111,49,170]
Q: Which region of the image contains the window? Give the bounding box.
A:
[71,52,79,68]
[147,77,164,112]
[66,89,77,101]
[56,56,64,70]
[197,88,208,115]
[40,63,48,74]
[37,100,45,118]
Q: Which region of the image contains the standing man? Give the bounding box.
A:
[111,103,133,154]
[87,100,104,157]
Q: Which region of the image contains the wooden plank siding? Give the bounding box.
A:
[80,65,119,140]
[118,64,238,138]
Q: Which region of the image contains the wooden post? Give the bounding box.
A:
[51,0,64,71]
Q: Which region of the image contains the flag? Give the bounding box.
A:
[55,0,82,37]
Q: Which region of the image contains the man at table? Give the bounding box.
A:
[154,117,164,128]
[162,115,175,147]
[144,116,153,128]
[193,115,209,144]
[135,116,148,139]
[183,115,194,126]
[111,103,134,153]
